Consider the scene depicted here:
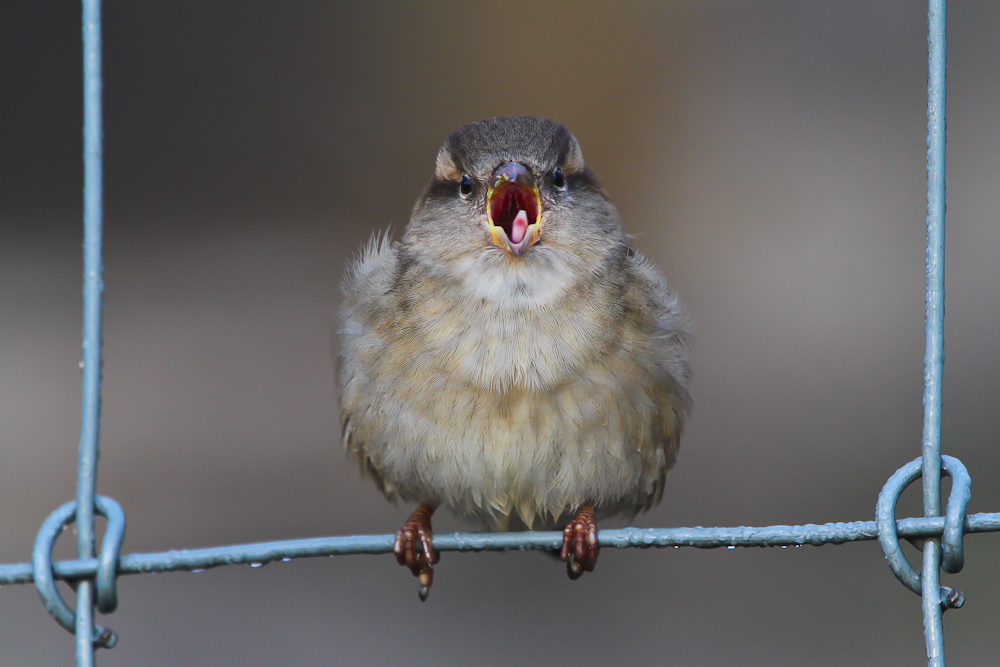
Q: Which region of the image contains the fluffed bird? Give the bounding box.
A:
[338,116,691,599]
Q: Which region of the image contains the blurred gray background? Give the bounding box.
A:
[2,1,999,665]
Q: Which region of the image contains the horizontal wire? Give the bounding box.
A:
[3,511,999,586]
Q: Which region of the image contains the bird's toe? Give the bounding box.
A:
[560,503,599,580]
[394,504,438,600]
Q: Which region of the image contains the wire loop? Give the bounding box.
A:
[32,496,125,648]
[876,456,970,609]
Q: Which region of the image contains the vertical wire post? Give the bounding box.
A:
[922,0,947,664]
[78,0,104,665]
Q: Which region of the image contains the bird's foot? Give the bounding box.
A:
[560,503,599,580]
[394,504,438,601]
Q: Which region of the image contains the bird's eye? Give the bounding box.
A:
[552,167,566,189]
[459,174,473,197]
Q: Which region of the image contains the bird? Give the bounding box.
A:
[337,116,691,600]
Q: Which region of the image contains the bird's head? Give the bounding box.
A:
[406,116,624,290]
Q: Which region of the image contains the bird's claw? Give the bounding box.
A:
[394,504,438,600]
[560,503,599,580]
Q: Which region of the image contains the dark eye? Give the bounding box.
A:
[552,167,566,189]
[459,174,473,197]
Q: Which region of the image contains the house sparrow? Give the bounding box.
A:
[338,117,690,599]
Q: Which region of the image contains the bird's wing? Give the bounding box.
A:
[625,248,693,510]
[340,229,397,304]
[336,230,399,493]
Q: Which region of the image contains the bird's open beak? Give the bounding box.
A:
[487,162,541,256]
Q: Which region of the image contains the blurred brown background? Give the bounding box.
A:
[2,2,999,665]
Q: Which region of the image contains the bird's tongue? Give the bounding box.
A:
[510,210,529,244]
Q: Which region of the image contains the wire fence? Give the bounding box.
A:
[1,1,996,665]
